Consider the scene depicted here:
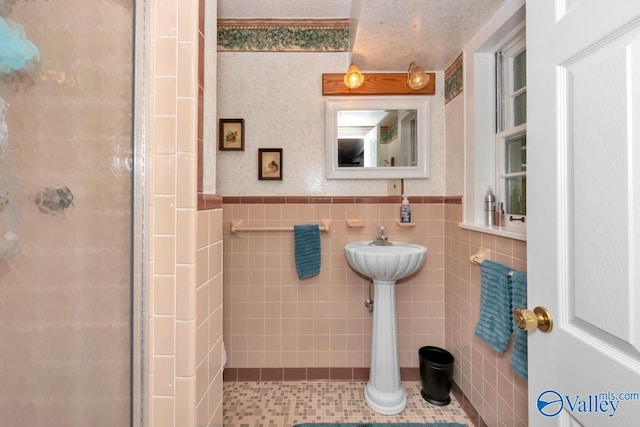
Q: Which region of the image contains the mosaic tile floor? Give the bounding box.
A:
[223,381,472,427]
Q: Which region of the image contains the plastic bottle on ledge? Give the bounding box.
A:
[400,195,412,223]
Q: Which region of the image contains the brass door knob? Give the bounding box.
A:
[513,306,553,333]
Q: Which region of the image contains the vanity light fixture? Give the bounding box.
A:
[343,63,365,89]
[407,61,430,90]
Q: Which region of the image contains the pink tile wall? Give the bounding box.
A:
[147,0,202,426]
[222,200,446,370]
[196,209,224,426]
[444,203,528,427]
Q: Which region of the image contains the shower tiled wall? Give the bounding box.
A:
[444,203,528,427]
[147,0,207,426]
[222,197,448,371]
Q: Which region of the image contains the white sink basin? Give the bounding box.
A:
[344,241,427,282]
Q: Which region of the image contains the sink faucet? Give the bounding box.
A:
[371,225,392,246]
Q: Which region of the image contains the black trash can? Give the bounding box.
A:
[419,346,454,406]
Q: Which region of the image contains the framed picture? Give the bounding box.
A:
[258,148,283,181]
[219,119,244,151]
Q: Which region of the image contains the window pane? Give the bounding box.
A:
[505,134,526,173]
[513,92,526,126]
[506,176,527,215]
[513,50,526,91]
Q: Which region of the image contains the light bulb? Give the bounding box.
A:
[343,64,364,89]
[407,62,430,90]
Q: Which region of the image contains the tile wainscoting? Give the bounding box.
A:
[221,196,454,371]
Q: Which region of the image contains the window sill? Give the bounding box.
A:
[458,223,527,242]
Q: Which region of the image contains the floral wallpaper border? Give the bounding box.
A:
[218,19,350,52]
[445,53,463,104]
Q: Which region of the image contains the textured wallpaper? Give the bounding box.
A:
[214,52,447,197]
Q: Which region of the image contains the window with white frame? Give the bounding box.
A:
[460,0,526,240]
[495,30,526,230]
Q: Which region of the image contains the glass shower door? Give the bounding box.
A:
[0,1,137,425]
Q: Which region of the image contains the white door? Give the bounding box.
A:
[527,1,640,426]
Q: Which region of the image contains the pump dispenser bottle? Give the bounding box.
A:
[400,195,411,223]
[484,186,496,226]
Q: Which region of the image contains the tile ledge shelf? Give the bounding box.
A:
[395,220,416,228]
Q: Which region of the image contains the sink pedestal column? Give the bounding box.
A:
[364,279,406,415]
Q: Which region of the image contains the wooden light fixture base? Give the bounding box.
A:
[322,72,435,96]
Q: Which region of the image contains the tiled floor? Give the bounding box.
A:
[223,381,473,427]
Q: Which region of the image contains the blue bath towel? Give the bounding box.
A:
[510,271,528,380]
[293,224,321,279]
[474,260,513,353]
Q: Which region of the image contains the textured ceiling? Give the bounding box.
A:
[217,0,507,71]
[217,0,352,19]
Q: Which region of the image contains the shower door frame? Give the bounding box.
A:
[132,0,147,425]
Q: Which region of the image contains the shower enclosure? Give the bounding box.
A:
[0,0,143,425]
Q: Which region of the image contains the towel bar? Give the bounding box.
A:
[230,219,331,234]
[471,248,516,277]
[470,247,490,265]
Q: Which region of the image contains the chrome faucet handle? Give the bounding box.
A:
[371,225,392,245]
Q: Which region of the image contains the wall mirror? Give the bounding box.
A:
[325,96,430,179]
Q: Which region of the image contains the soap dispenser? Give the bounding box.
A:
[400,195,412,223]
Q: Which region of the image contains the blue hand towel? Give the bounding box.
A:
[293,224,321,279]
[474,260,513,353]
[510,270,528,380]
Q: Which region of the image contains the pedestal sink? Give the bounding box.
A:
[344,240,427,415]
